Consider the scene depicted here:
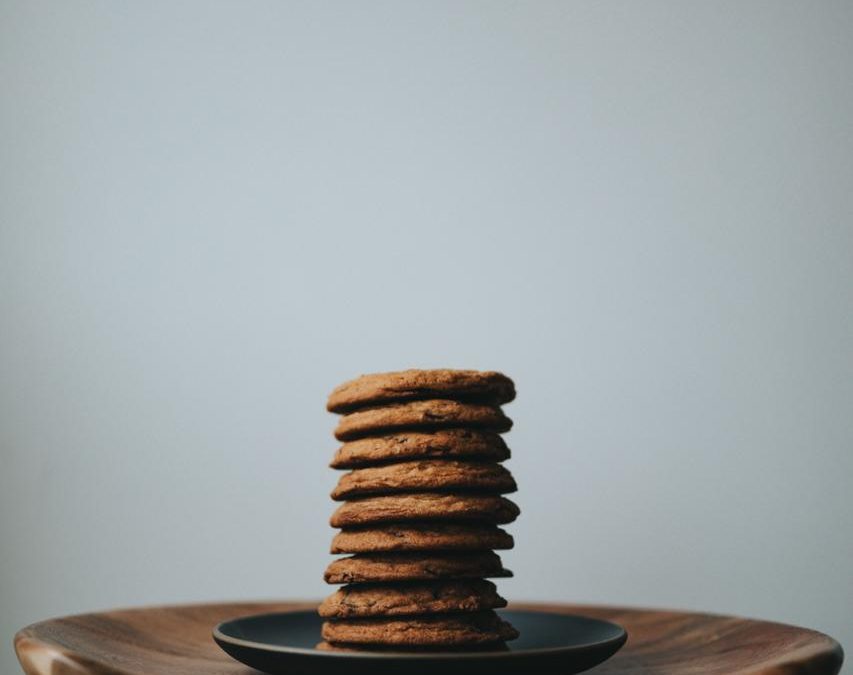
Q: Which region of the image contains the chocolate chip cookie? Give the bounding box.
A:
[331,460,517,500]
[324,552,512,584]
[330,493,520,527]
[330,429,510,469]
[327,369,516,413]
[334,400,512,441]
[314,641,511,652]
[321,610,519,646]
[318,579,506,618]
[330,524,515,554]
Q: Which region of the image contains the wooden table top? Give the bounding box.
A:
[14,601,843,675]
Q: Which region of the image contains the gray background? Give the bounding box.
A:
[2,1,851,673]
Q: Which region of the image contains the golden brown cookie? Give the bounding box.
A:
[318,580,506,618]
[330,524,514,554]
[324,552,512,584]
[334,400,512,441]
[321,611,519,646]
[330,493,520,527]
[327,369,515,413]
[331,460,517,500]
[330,430,511,469]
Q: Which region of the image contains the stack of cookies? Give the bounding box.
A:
[319,369,520,651]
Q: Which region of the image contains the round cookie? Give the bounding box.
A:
[327,369,516,413]
[315,640,511,652]
[334,400,512,441]
[330,524,514,554]
[318,580,506,618]
[330,430,511,469]
[330,493,520,527]
[331,460,517,500]
[324,552,512,584]
[321,611,519,646]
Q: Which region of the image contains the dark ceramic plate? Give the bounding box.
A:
[213,609,627,675]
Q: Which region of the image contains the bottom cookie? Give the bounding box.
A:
[321,611,519,646]
[315,640,510,653]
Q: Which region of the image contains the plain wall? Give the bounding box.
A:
[2,1,851,672]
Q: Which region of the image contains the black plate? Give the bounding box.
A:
[213,609,627,675]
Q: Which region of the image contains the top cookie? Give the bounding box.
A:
[328,369,515,413]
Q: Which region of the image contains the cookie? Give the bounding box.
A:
[321,611,519,646]
[330,430,511,469]
[327,369,516,413]
[318,579,506,618]
[315,641,511,652]
[324,552,512,584]
[330,493,520,527]
[331,460,517,500]
[334,400,512,441]
[330,524,514,554]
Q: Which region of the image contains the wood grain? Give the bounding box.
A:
[14,601,843,675]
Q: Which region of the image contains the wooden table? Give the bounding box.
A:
[14,601,843,674]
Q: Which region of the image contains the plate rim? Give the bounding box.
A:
[212,608,628,660]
